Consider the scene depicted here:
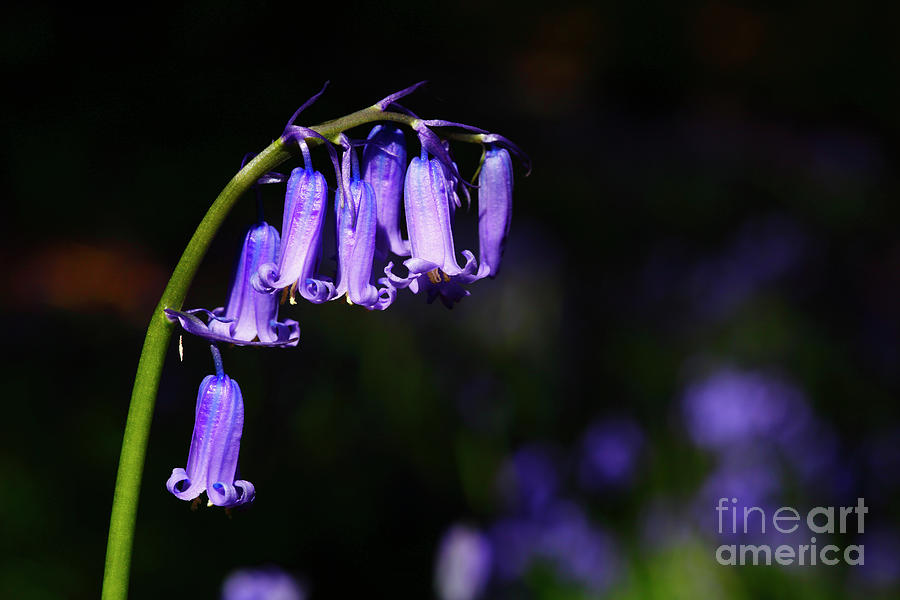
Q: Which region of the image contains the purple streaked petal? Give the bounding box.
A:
[362,125,410,258]
[475,147,513,279]
[374,80,427,111]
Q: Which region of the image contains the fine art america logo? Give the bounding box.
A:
[714,497,867,566]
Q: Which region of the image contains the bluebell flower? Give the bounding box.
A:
[165,222,299,347]
[332,144,396,310]
[166,347,254,507]
[476,146,513,279]
[221,566,305,600]
[254,158,334,303]
[434,524,493,600]
[361,125,410,258]
[385,149,479,307]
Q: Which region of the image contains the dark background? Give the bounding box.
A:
[2,1,899,598]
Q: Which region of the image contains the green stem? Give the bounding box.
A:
[100,103,478,599]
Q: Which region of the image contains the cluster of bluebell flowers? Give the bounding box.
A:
[161,82,526,508]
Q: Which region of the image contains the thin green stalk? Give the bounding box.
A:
[100,104,476,599]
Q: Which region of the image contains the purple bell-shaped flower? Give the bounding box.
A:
[334,145,396,310]
[254,145,334,303]
[385,149,479,307]
[165,221,300,347]
[362,125,410,259]
[166,346,255,507]
[476,146,513,279]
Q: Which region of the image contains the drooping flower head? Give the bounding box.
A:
[361,125,410,258]
[385,148,479,308]
[167,346,254,507]
[333,141,395,310]
[476,146,513,279]
[165,221,300,347]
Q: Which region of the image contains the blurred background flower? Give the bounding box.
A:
[2,2,899,599]
[221,566,305,600]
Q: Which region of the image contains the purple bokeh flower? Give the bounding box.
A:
[489,518,538,581]
[476,146,513,279]
[362,125,410,258]
[687,215,809,319]
[385,149,479,308]
[166,348,254,507]
[489,501,618,592]
[254,162,334,303]
[165,222,299,347]
[221,566,305,600]
[577,418,643,491]
[535,501,618,592]
[496,445,560,516]
[697,456,781,544]
[682,367,807,451]
[434,524,493,600]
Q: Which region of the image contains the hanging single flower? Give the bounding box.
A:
[362,125,410,259]
[166,347,254,507]
[476,145,513,279]
[253,160,334,302]
[165,221,300,347]
[385,149,479,308]
[334,144,396,310]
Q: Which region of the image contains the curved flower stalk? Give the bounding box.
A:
[385,149,479,308]
[334,144,396,310]
[476,146,513,279]
[362,125,410,258]
[166,346,254,508]
[102,82,529,600]
[165,222,300,347]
